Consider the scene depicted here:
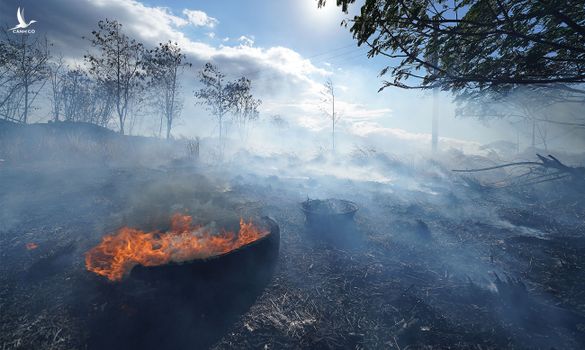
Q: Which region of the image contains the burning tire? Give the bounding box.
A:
[83,216,280,350]
[129,216,280,284]
[86,215,280,284]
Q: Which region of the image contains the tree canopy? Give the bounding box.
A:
[319,0,585,92]
[0,34,50,123]
[195,63,261,146]
[146,41,190,139]
[84,19,146,135]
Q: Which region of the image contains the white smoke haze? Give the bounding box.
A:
[0,0,543,154]
[1,1,585,350]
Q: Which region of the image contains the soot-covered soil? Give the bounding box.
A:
[1,157,585,349]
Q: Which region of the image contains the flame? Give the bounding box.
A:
[85,214,269,281]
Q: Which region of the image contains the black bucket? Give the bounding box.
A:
[301,199,358,226]
[301,199,360,246]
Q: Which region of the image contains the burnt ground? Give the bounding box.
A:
[1,154,585,349]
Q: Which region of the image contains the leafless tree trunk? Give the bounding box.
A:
[195,63,230,152]
[85,19,145,135]
[230,77,261,144]
[146,41,189,139]
[48,55,64,122]
[0,33,49,123]
[322,79,339,152]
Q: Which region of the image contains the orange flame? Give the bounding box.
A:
[85,214,269,282]
[25,242,38,250]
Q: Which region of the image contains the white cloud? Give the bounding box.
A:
[182,9,219,28]
[206,32,216,39]
[348,121,482,152]
[337,102,392,121]
[238,35,255,47]
[27,0,426,145]
[350,121,430,141]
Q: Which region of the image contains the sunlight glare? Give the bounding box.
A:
[302,0,340,22]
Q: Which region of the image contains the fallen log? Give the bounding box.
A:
[452,154,585,186]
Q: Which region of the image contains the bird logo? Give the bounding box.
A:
[9,7,37,32]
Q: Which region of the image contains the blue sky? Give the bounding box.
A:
[139,0,359,53]
[0,0,516,152]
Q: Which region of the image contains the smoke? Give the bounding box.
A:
[2,87,585,349]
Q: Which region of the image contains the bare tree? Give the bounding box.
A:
[87,80,115,127]
[0,35,20,119]
[84,19,146,135]
[229,77,261,142]
[61,68,85,122]
[195,63,262,152]
[321,78,340,152]
[48,55,64,122]
[270,114,288,147]
[195,63,232,146]
[456,86,585,151]
[270,114,288,129]
[0,33,50,123]
[60,67,114,126]
[146,41,190,139]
